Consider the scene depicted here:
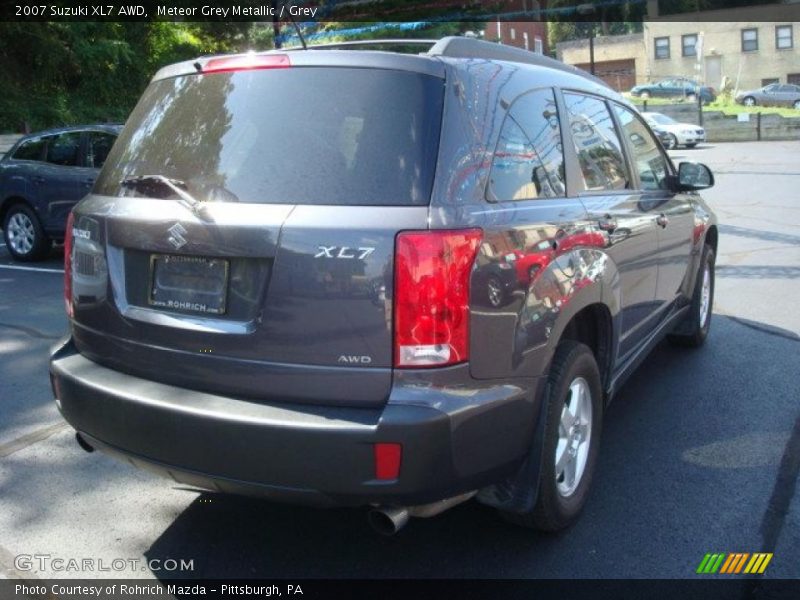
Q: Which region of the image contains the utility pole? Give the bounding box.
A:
[577,4,597,75]
[271,0,281,49]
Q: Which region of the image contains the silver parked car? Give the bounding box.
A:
[735,83,800,109]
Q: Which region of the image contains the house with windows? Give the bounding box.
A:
[556,3,799,93]
[491,0,548,54]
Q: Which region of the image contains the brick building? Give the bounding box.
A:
[491,0,548,54]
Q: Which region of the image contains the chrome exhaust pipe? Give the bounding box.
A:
[368,506,409,536]
[75,432,94,453]
[368,491,477,535]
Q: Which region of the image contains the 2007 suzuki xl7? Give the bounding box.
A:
[50,37,718,535]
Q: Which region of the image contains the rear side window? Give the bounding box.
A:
[45,132,82,167]
[95,68,444,206]
[12,139,45,161]
[488,89,566,201]
[612,104,671,191]
[86,132,116,169]
[563,93,630,192]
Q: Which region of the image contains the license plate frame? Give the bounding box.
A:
[148,253,230,315]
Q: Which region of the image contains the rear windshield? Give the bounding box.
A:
[94,67,444,206]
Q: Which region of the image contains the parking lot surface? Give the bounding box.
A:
[0,141,798,580]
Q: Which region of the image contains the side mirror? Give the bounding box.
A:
[677,162,714,191]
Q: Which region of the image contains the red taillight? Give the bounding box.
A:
[64,212,74,318]
[203,54,291,74]
[374,443,402,481]
[394,229,482,368]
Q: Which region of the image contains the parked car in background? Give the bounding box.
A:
[650,125,675,149]
[735,83,800,109]
[50,38,718,536]
[630,77,716,103]
[0,124,121,261]
[641,112,705,148]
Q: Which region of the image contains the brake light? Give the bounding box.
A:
[203,54,291,74]
[64,212,74,318]
[394,229,482,368]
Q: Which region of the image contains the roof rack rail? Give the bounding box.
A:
[285,39,439,51]
[427,36,610,89]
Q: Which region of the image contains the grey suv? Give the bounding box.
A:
[50,38,718,535]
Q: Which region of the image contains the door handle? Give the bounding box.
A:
[82,178,95,187]
[656,214,669,228]
[32,176,46,184]
[597,215,617,232]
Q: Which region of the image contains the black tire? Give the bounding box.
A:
[668,244,715,347]
[668,133,679,149]
[501,340,603,531]
[743,96,756,107]
[793,100,800,110]
[2,202,50,262]
[686,143,697,149]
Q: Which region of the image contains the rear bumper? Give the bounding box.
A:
[50,337,539,507]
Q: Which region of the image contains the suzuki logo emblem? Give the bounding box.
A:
[167,223,188,250]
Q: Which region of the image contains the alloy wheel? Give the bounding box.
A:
[6,212,36,255]
[555,377,593,497]
[699,261,711,329]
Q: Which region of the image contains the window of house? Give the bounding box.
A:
[563,93,630,192]
[534,37,543,54]
[11,138,45,161]
[742,28,759,52]
[788,73,800,85]
[612,104,670,192]
[654,37,670,59]
[510,28,516,41]
[487,89,566,202]
[776,25,793,50]
[682,34,698,57]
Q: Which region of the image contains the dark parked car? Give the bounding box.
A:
[50,38,718,535]
[630,77,716,103]
[0,125,121,261]
[735,83,800,109]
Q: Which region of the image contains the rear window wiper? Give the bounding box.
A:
[120,175,203,214]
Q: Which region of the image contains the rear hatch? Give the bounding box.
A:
[68,53,445,408]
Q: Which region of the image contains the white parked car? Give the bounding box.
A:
[641,112,705,149]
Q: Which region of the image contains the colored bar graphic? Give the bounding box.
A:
[719,554,736,574]
[699,552,773,575]
[696,554,713,574]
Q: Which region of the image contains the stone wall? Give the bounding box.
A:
[0,135,22,158]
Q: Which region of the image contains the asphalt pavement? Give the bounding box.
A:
[0,141,798,581]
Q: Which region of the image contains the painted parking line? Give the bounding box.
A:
[0,264,63,274]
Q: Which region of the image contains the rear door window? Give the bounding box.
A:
[563,92,630,192]
[44,132,82,167]
[86,132,116,169]
[95,68,444,206]
[12,138,45,161]
[487,88,566,201]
